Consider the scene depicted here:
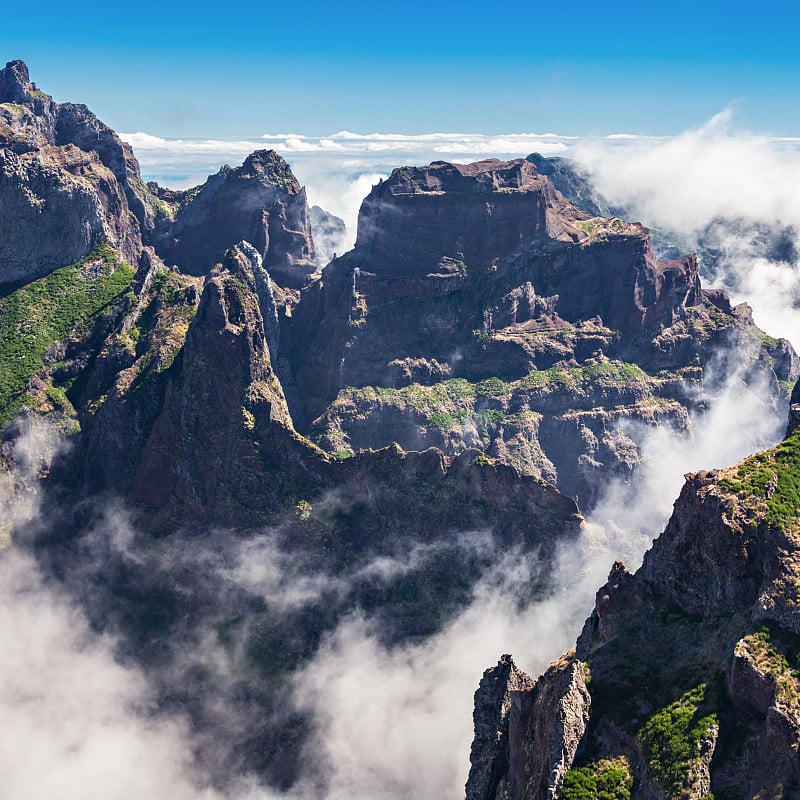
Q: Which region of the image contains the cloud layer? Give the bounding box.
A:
[575,111,800,345]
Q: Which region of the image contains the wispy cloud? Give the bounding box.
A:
[575,110,800,345]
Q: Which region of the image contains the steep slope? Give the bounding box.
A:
[19,238,584,789]
[151,150,317,286]
[287,158,796,507]
[467,384,800,800]
[0,59,155,281]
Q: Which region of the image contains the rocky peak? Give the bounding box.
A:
[0,60,34,103]
[0,61,155,281]
[467,654,536,800]
[242,148,301,187]
[467,379,800,800]
[154,150,316,287]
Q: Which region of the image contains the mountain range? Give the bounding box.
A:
[1,58,799,797]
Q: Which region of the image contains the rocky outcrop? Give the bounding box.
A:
[354,159,584,277]
[67,236,581,538]
[0,60,154,282]
[284,154,792,509]
[525,153,612,218]
[350,157,699,331]
[469,383,800,799]
[0,148,109,280]
[467,655,537,800]
[154,150,316,287]
[466,653,590,800]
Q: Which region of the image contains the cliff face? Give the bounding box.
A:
[0,60,153,281]
[70,238,581,537]
[2,59,793,513]
[0,61,317,292]
[350,157,698,332]
[354,159,580,277]
[1,62,798,795]
[153,150,317,287]
[289,158,793,507]
[467,387,800,800]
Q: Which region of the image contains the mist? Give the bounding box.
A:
[124,121,800,334]
[574,111,800,346]
[281,347,787,800]
[0,547,225,800]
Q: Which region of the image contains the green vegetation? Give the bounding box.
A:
[745,625,800,706]
[718,429,800,531]
[475,376,510,397]
[0,244,134,426]
[576,217,625,236]
[0,102,26,114]
[562,758,633,800]
[343,361,651,414]
[639,684,717,799]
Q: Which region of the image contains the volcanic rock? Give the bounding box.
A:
[468,381,800,799]
[154,150,316,287]
[0,59,154,281]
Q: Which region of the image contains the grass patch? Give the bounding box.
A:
[0,244,134,427]
[639,684,717,799]
[562,758,633,800]
[718,429,800,531]
[745,625,800,707]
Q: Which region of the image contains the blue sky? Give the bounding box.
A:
[2,0,800,137]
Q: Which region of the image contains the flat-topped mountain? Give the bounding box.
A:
[287,158,794,505]
[355,158,583,277]
[351,157,698,332]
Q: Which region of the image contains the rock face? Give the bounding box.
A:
[355,159,580,277]
[0,61,318,292]
[525,152,613,218]
[290,157,793,507]
[2,60,794,514]
[466,653,591,800]
[467,655,537,800]
[154,150,316,286]
[0,59,153,281]
[350,157,699,329]
[468,386,800,799]
[2,62,799,796]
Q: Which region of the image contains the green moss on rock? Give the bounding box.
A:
[639,684,718,799]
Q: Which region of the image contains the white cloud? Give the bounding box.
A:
[291,539,610,800]
[575,111,800,346]
[0,549,222,800]
[588,345,787,550]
